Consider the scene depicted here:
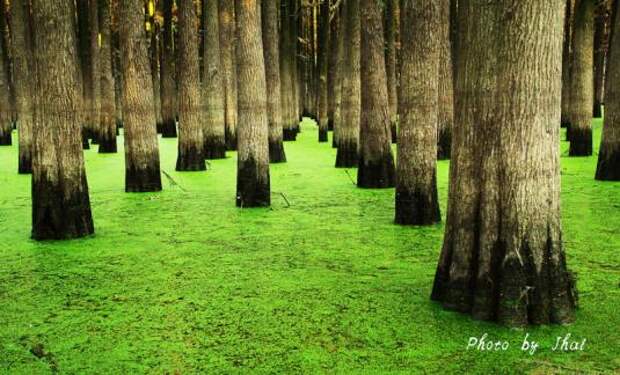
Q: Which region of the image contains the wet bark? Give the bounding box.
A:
[561,0,574,128]
[160,0,177,138]
[30,0,94,240]
[119,0,162,192]
[385,0,398,143]
[219,0,238,149]
[98,0,117,153]
[437,0,454,160]
[0,0,12,146]
[431,0,577,326]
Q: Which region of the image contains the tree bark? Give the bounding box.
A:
[385,0,398,144]
[30,0,95,240]
[219,0,238,149]
[431,0,577,327]
[119,0,162,192]
[561,0,574,128]
[0,0,12,146]
[202,0,227,159]
[327,3,340,134]
[331,4,345,149]
[593,3,608,118]
[88,0,101,143]
[160,0,177,138]
[437,0,454,160]
[357,0,395,188]
[151,0,164,133]
[395,0,440,225]
[280,0,298,141]
[317,0,329,142]
[569,0,595,156]
[98,0,117,153]
[596,0,620,180]
[77,0,92,147]
[335,0,360,167]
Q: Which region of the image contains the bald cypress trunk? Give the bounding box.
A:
[327,4,341,134]
[202,0,226,159]
[77,0,92,148]
[0,0,12,146]
[437,0,454,160]
[30,0,94,240]
[331,5,345,149]
[262,0,286,163]
[10,0,34,169]
[160,0,177,138]
[98,0,117,153]
[317,0,329,143]
[335,0,360,167]
[151,2,164,134]
[357,0,395,188]
[431,0,577,326]
[395,0,440,225]
[119,0,162,192]
[596,1,620,181]
[235,0,270,207]
[569,0,595,156]
[88,0,101,143]
[280,0,298,141]
[593,4,607,119]
[385,0,398,144]
[219,0,238,149]
[561,0,573,128]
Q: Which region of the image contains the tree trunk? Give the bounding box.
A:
[151,1,164,133]
[10,0,34,169]
[98,0,117,153]
[395,0,440,225]
[88,0,101,143]
[569,0,595,156]
[357,0,395,188]
[436,0,454,160]
[0,0,12,146]
[335,0,360,167]
[262,0,286,163]
[331,4,344,148]
[160,0,177,138]
[561,0,574,128]
[317,0,329,142]
[385,0,398,144]
[30,0,95,240]
[593,4,608,118]
[327,3,340,134]
[119,0,162,192]
[596,0,620,180]
[202,0,227,159]
[234,0,270,207]
[280,0,298,141]
[431,0,577,327]
[219,0,238,149]
[77,0,92,147]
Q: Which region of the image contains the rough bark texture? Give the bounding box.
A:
[335,0,360,167]
[160,0,177,138]
[596,0,620,180]
[385,0,398,144]
[357,0,395,188]
[280,0,298,141]
[331,5,345,148]
[235,0,270,207]
[327,5,340,132]
[202,0,227,159]
[219,0,238,149]
[593,4,608,118]
[0,0,12,146]
[176,0,205,171]
[88,0,101,143]
[98,0,117,153]
[431,0,577,327]
[569,0,595,156]
[77,0,92,144]
[119,0,162,192]
[10,0,34,169]
[561,0,574,128]
[317,0,329,142]
[151,2,164,133]
[395,0,440,225]
[30,0,95,240]
[262,0,286,163]
[437,0,454,160]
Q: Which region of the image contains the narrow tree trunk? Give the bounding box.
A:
[561,0,573,128]
[593,4,607,118]
[569,0,595,156]
[88,0,101,143]
[395,0,440,225]
[357,0,395,188]
[335,0,360,167]
[10,0,34,169]
[30,0,94,239]
[0,0,12,146]
[436,0,454,160]
[262,0,286,163]
[327,4,340,133]
[234,0,270,207]
[202,0,227,159]
[431,0,577,327]
[151,2,164,133]
[160,0,177,138]
[111,17,124,131]
[119,0,162,192]
[281,0,298,141]
[385,0,398,144]
[331,4,345,148]
[219,0,238,149]
[98,0,117,153]
[77,0,91,148]
[317,0,329,142]
[596,0,620,180]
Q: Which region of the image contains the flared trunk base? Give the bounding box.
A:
[593,102,602,118]
[98,137,117,153]
[335,140,358,168]
[125,165,162,192]
[283,128,297,141]
[82,135,90,150]
[18,154,32,174]
[161,119,177,138]
[0,133,12,145]
[269,140,287,163]
[204,137,227,159]
[225,130,237,150]
[391,123,397,144]
[357,152,396,188]
[569,128,592,156]
[595,147,620,180]
[328,118,334,131]
[395,184,441,226]
[318,129,328,142]
[236,157,270,208]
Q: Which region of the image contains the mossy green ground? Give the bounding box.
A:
[0,119,618,374]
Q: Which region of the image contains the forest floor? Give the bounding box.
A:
[0,119,619,374]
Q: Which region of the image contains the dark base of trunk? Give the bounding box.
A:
[318,129,328,142]
[126,164,162,192]
[335,140,358,168]
[332,137,338,149]
[204,137,227,159]
[18,154,32,174]
[560,118,570,128]
[161,119,177,138]
[236,157,270,207]
[357,152,396,188]
[391,123,398,144]
[593,102,602,118]
[394,183,441,226]
[82,134,90,150]
[32,174,94,240]
[569,128,592,156]
[595,147,620,180]
[283,128,297,141]
[176,145,206,171]
[156,122,163,134]
[566,125,572,142]
[225,130,237,150]
[269,140,287,163]
[437,130,452,160]
[98,137,117,153]
[328,118,334,131]
[0,133,12,145]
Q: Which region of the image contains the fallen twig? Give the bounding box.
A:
[161,170,187,192]
[344,170,356,185]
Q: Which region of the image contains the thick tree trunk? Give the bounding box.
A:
[202,0,227,159]
[280,0,298,141]
[98,0,117,153]
[317,0,329,142]
[593,4,607,118]
[395,0,440,225]
[119,0,162,192]
[30,0,95,240]
[596,0,620,180]
[88,0,101,143]
[234,0,270,207]
[569,0,595,156]
[0,0,11,146]
[160,0,177,138]
[385,0,398,144]
[219,0,238,149]
[10,0,34,169]
[262,0,286,163]
[357,0,395,188]
[436,0,454,160]
[175,0,205,171]
[331,5,345,149]
[431,0,577,327]
[335,0,360,167]
[561,0,574,128]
